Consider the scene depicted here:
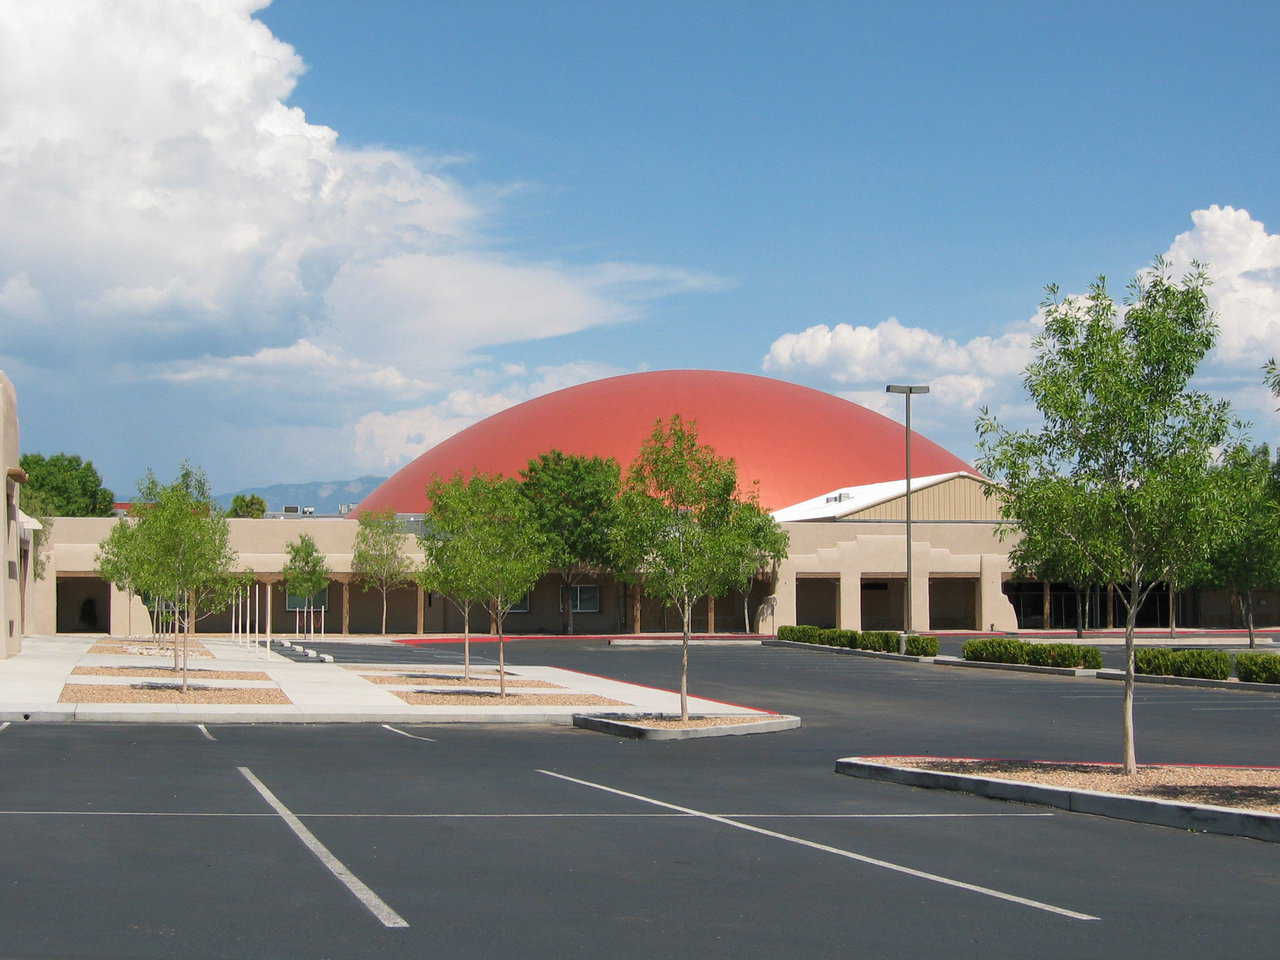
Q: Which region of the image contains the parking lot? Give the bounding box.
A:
[2,641,1279,959]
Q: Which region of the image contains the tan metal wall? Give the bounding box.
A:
[842,475,1003,522]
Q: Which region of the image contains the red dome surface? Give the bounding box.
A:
[358,370,975,514]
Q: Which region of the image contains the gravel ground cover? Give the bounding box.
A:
[58,683,291,704]
[878,757,1280,813]
[87,641,213,658]
[71,666,271,680]
[360,673,562,688]
[633,716,773,729]
[390,690,626,706]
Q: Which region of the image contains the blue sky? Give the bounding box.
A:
[2,0,1278,496]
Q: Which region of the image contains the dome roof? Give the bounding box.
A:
[358,370,975,514]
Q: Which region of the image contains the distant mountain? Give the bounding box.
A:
[214,476,388,516]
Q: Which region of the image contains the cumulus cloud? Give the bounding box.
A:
[0,1,723,488]
[763,205,1280,454]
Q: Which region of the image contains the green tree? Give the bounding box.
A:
[713,490,789,634]
[352,510,413,634]
[417,476,486,679]
[612,415,740,719]
[520,450,620,634]
[21,452,114,516]
[421,475,547,696]
[1265,358,1278,403]
[228,493,267,518]
[18,485,54,581]
[96,463,241,689]
[977,261,1232,773]
[282,533,330,638]
[1205,445,1280,647]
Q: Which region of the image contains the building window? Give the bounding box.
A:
[509,592,532,614]
[570,584,600,614]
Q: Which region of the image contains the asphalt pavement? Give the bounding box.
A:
[2,640,1279,959]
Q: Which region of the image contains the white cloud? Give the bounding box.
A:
[762,205,1280,454]
[352,361,624,470]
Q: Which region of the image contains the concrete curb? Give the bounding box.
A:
[933,657,1098,677]
[0,708,576,724]
[1095,670,1280,694]
[834,756,1280,844]
[573,713,801,740]
[763,639,934,663]
[609,638,763,647]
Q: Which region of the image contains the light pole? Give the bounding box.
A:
[886,383,930,654]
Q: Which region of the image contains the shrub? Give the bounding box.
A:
[778,625,822,644]
[819,628,857,648]
[1235,652,1280,684]
[962,637,1028,664]
[1135,648,1232,680]
[905,635,939,657]
[1024,643,1102,669]
[859,630,901,652]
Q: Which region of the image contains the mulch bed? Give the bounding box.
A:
[390,690,626,707]
[59,683,291,705]
[71,666,270,680]
[360,674,562,689]
[878,757,1280,814]
[87,641,213,658]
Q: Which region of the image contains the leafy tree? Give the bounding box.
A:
[612,415,740,719]
[1205,445,1280,647]
[352,510,413,634]
[421,475,547,696]
[977,261,1232,773]
[520,450,620,634]
[18,485,54,581]
[713,490,789,633]
[20,452,114,516]
[228,493,267,518]
[417,476,487,679]
[1265,357,1278,404]
[96,463,241,689]
[283,533,330,638]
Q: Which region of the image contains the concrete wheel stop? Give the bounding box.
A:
[573,712,801,740]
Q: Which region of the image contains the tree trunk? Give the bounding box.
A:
[172,592,179,672]
[496,609,506,699]
[1246,590,1256,648]
[1074,587,1084,639]
[743,589,751,635]
[632,583,642,634]
[463,603,471,680]
[707,595,716,635]
[565,578,575,636]
[1042,581,1051,630]
[679,600,690,721]
[183,591,194,693]
[1106,584,1114,629]
[1168,586,1176,640]
[1083,587,1091,635]
[381,589,387,635]
[1122,585,1139,775]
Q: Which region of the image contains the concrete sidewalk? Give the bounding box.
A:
[0,635,774,724]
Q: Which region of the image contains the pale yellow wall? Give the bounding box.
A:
[1,372,22,656]
[842,475,1004,522]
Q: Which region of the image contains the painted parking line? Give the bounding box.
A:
[1191,704,1280,712]
[238,767,410,929]
[0,809,1054,820]
[196,724,217,741]
[539,769,1099,922]
[381,724,436,742]
[0,722,9,734]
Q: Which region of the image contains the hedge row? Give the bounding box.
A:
[1235,652,1280,684]
[961,638,1103,669]
[1133,648,1232,681]
[776,625,939,657]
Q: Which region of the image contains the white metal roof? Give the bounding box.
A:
[771,472,975,522]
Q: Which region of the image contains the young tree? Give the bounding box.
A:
[417,476,486,679]
[977,261,1232,774]
[1205,445,1280,647]
[421,475,547,696]
[283,533,330,639]
[612,415,740,719]
[228,493,267,518]
[20,452,114,516]
[352,510,413,634]
[713,491,789,634]
[96,463,241,689]
[18,485,54,581]
[519,450,620,634]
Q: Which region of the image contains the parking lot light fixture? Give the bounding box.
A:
[886,384,930,654]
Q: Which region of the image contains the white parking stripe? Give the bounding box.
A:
[238,767,410,929]
[0,722,9,734]
[539,769,1099,921]
[0,809,1054,819]
[196,724,216,741]
[381,724,436,742]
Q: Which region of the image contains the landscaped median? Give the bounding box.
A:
[572,712,801,740]
[772,626,940,659]
[835,755,1280,843]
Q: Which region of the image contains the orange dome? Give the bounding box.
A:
[358,370,975,514]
